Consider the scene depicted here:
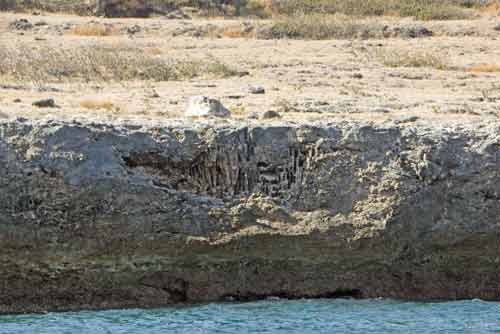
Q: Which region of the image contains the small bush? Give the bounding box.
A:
[80,99,116,111]
[479,0,500,14]
[240,0,274,17]
[374,48,450,70]
[69,24,118,36]
[465,64,500,72]
[398,2,472,20]
[261,13,382,39]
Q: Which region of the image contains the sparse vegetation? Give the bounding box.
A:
[182,0,487,19]
[80,99,116,111]
[69,23,118,36]
[1,0,494,19]
[465,64,500,72]
[479,0,500,14]
[221,26,250,38]
[0,0,95,15]
[273,98,298,113]
[0,43,238,83]
[229,104,248,116]
[265,0,478,20]
[261,13,382,39]
[374,48,451,70]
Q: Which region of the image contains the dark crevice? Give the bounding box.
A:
[122,142,313,198]
[139,278,189,303]
[223,289,363,302]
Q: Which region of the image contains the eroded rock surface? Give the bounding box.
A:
[0,119,498,314]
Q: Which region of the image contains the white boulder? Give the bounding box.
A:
[185,96,230,118]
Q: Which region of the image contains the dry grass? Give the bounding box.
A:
[69,24,118,37]
[465,64,500,72]
[239,0,274,17]
[479,0,500,14]
[221,27,249,38]
[80,99,116,111]
[3,0,494,19]
[175,0,480,19]
[374,48,450,70]
[0,0,94,15]
[147,47,163,55]
[261,13,383,39]
[268,0,477,20]
[0,43,238,84]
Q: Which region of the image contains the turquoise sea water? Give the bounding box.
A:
[1,299,500,334]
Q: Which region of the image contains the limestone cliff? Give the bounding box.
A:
[0,118,499,314]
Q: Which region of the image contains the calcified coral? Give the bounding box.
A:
[0,118,499,314]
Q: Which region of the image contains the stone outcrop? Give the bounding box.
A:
[0,118,498,314]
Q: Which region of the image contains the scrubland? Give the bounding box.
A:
[0,0,499,123]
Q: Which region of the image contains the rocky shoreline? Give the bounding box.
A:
[0,118,499,314]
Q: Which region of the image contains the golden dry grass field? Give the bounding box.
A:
[0,2,499,126]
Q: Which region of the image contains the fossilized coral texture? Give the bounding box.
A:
[0,119,499,313]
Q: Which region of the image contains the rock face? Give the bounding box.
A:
[0,118,499,314]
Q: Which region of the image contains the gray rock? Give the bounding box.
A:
[185,96,230,118]
[261,110,281,119]
[383,24,433,38]
[9,19,33,31]
[394,115,420,124]
[32,98,57,108]
[164,9,190,19]
[247,111,259,119]
[494,23,500,31]
[125,24,142,35]
[370,107,391,114]
[248,85,266,94]
[61,23,73,30]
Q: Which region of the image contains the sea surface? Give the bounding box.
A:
[1,299,499,334]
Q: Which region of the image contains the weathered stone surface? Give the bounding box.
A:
[32,98,57,108]
[0,118,499,314]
